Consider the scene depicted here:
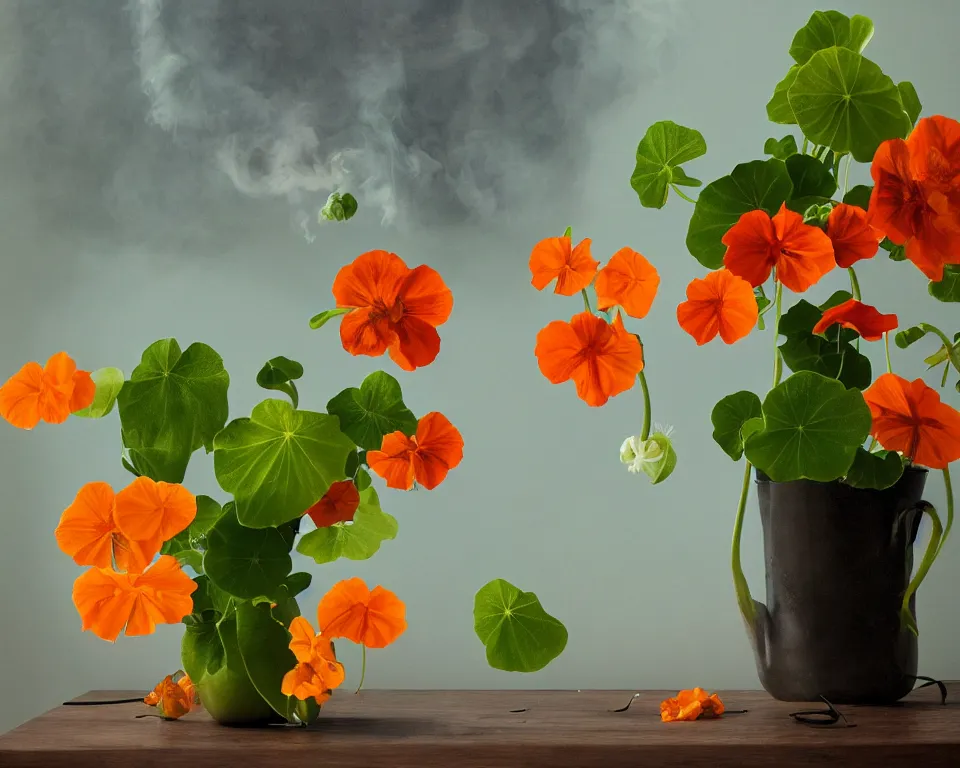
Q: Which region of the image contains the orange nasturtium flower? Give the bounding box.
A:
[72,555,197,642]
[676,268,758,346]
[112,476,197,559]
[367,412,464,491]
[722,203,835,292]
[529,235,599,296]
[332,249,453,371]
[862,373,960,470]
[811,299,898,342]
[317,577,407,649]
[594,247,661,319]
[660,688,726,722]
[144,672,199,719]
[0,352,95,430]
[280,616,346,706]
[826,204,884,268]
[870,115,960,281]
[534,311,643,407]
[306,479,361,527]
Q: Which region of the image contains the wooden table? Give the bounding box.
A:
[1,686,958,767]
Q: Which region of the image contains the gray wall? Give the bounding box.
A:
[2,0,958,732]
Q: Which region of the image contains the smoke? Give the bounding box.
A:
[2,0,677,243]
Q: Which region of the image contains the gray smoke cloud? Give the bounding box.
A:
[2,0,677,245]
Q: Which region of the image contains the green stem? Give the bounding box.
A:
[900,502,943,636]
[884,332,893,374]
[671,185,697,204]
[581,289,593,314]
[802,137,809,155]
[355,644,367,694]
[936,466,954,558]
[942,361,950,388]
[637,371,652,441]
[732,461,756,625]
[847,267,862,301]
[772,280,784,387]
[842,154,852,196]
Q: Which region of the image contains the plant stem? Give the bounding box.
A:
[842,154,852,196]
[900,502,943,636]
[581,289,593,314]
[772,280,784,387]
[732,461,756,625]
[936,466,954,558]
[884,332,893,374]
[637,371,652,441]
[671,185,697,204]
[942,362,950,388]
[802,137,809,155]
[847,266,862,301]
[355,644,367,694]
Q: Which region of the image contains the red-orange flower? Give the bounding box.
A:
[0,352,95,430]
[332,250,453,371]
[316,577,407,649]
[869,115,960,281]
[113,477,197,559]
[306,480,361,527]
[660,688,726,722]
[367,412,464,491]
[281,616,346,705]
[826,204,884,268]
[534,311,643,407]
[529,236,599,296]
[676,269,758,346]
[594,247,660,319]
[812,299,898,342]
[72,555,197,642]
[722,204,836,292]
[863,373,960,469]
[144,673,198,719]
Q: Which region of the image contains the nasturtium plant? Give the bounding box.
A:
[256,356,304,409]
[711,392,763,462]
[767,66,800,125]
[844,447,905,491]
[764,135,799,161]
[630,121,706,209]
[930,266,960,303]
[319,191,358,222]
[297,486,398,564]
[785,154,837,200]
[326,371,418,451]
[787,10,874,65]
[73,367,124,419]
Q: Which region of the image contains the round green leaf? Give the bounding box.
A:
[685,158,793,269]
[473,579,568,673]
[744,371,872,482]
[788,48,911,163]
[844,448,905,490]
[767,66,800,125]
[73,367,125,419]
[117,339,230,483]
[214,398,354,528]
[327,371,418,451]
[203,504,293,599]
[789,10,874,65]
[630,121,706,209]
[256,356,303,409]
[764,135,799,160]
[711,391,763,461]
[898,81,922,125]
[296,486,398,565]
[235,600,299,722]
[843,184,873,210]
[930,266,960,303]
[308,307,351,330]
[786,154,837,199]
[778,336,872,391]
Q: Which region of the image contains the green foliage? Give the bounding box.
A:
[930,266,960,302]
[786,154,837,199]
[844,448,905,490]
[898,81,922,125]
[788,10,874,65]
[319,192,358,222]
[161,495,225,572]
[685,158,793,269]
[881,237,907,261]
[117,339,230,483]
[767,66,800,125]
[843,184,873,210]
[711,391,763,461]
[73,367,125,419]
[297,486,398,564]
[474,579,568,673]
[639,432,677,485]
[630,121,706,209]
[326,371,418,451]
[744,371,872,482]
[256,357,304,409]
[309,307,351,330]
[214,398,354,528]
[763,135,799,160]
[235,600,301,722]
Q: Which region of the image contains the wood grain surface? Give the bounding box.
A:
[1,685,958,767]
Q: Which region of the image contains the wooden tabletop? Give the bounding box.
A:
[2,686,958,767]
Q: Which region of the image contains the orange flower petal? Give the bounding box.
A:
[55,482,118,569]
[594,247,661,319]
[529,236,599,296]
[332,250,408,310]
[387,315,441,371]
[367,431,418,491]
[0,352,95,430]
[676,269,757,346]
[150,675,193,719]
[72,568,138,642]
[288,616,318,664]
[0,361,45,429]
[339,307,399,359]
[660,689,725,722]
[396,264,454,329]
[811,299,898,342]
[863,373,960,469]
[410,412,464,490]
[114,476,197,546]
[316,577,407,649]
[306,480,361,527]
[826,204,883,268]
[722,210,778,287]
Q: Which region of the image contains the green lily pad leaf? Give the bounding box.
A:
[296,486,398,564]
[214,399,354,528]
[711,391,763,461]
[203,504,293,599]
[788,48,912,163]
[764,135,799,160]
[283,572,312,598]
[73,367,125,419]
[779,335,872,390]
[930,266,960,303]
[843,184,873,211]
[820,290,854,312]
[767,66,800,125]
[898,81,922,125]
[686,158,793,269]
[744,371,872,482]
[117,339,230,483]
[256,357,303,409]
[844,448,905,490]
[355,467,372,491]
[474,579,568,673]
[319,191,358,222]
[630,121,706,209]
[786,154,838,200]
[235,600,299,722]
[789,10,874,65]
[327,371,418,451]
[308,307,351,330]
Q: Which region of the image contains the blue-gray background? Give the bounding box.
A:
[1,0,958,732]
